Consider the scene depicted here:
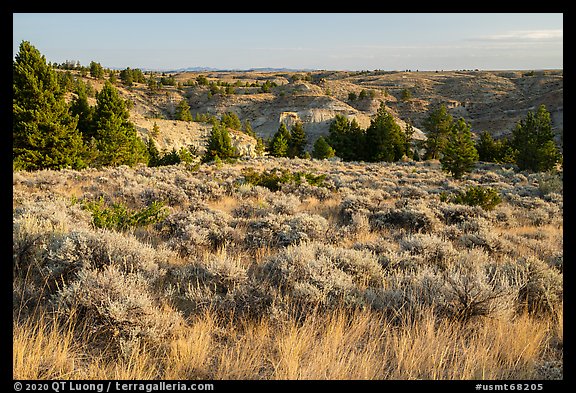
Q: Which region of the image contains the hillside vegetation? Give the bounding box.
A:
[13,41,563,380]
[14,158,563,379]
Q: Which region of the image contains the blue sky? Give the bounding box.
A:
[13,13,563,71]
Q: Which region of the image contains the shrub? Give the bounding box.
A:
[375,251,517,322]
[338,194,372,225]
[277,213,329,246]
[440,185,502,211]
[438,202,486,225]
[534,170,563,196]
[55,265,183,358]
[517,257,563,316]
[261,242,385,311]
[81,197,168,231]
[241,167,326,192]
[369,200,438,233]
[399,233,458,269]
[244,212,329,248]
[155,208,234,253]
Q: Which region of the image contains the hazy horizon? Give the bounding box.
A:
[13,13,563,72]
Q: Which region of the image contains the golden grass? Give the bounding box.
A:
[298,196,341,222]
[14,305,558,380]
[206,195,241,215]
[13,310,80,380]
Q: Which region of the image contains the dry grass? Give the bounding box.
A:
[13,158,563,380]
[14,304,559,380]
[13,311,79,380]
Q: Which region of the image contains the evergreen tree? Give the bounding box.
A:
[13,40,86,170]
[131,68,146,84]
[108,70,118,85]
[288,121,307,158]
[475,131,502,162]
[221,112,242,130]
[175,99,193,121]
[89,61,104,79]
[57,70,76,92]
[255,136,266,156]
[365,102,405,162]
[511,105,561,172]
[92,81,147,167]
[312,136,335,159]
[440,118,479,179]
[69,83,96,140]
[147,75,158,90]
[151,122,160,138]
[423,104,453,159]
[146,137,161,167]
[157,148,181,166]
[196,74,209,86]
[269,132,289,157]
[243,119,256,138]
[202,123,236,162]
[269,123,291,157]
[327,114,350,159]
[326,114,365,161]
[401,88,412,101]
[403,121,416,159]
[119,67,134,86]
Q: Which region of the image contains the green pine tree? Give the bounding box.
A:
[440,118,479,179]
[92,81,147,167]
[221,112,242,130]
[403,121,416,159]
[270,132,289,157]
[288,121,307,158]
[69,83,96,140]
[365,102,405,162]
[202,123,236,163]
[243,119,256,138]
[475,131,498,162]
[146,137,161,167]
[423,104,454,160]
[151,122,160,138]
[108,70,118,85]
[312,136,335,159]
[89,61,104,79]
[175,99,193,122]
[512,105,561,172]
[13,40,86,170]
[327,115,365,161]
[255,136,266,156]
[269,123,291,157]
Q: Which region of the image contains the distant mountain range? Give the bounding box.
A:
[143,66,318,73]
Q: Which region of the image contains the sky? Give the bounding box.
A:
[12,13,563,71]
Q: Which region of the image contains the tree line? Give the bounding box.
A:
[14,41,148,170]
[322,101,561,177]
[14,41,562,177]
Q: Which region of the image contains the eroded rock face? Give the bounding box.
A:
[229,129,259,158]
[78,69,561,155]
